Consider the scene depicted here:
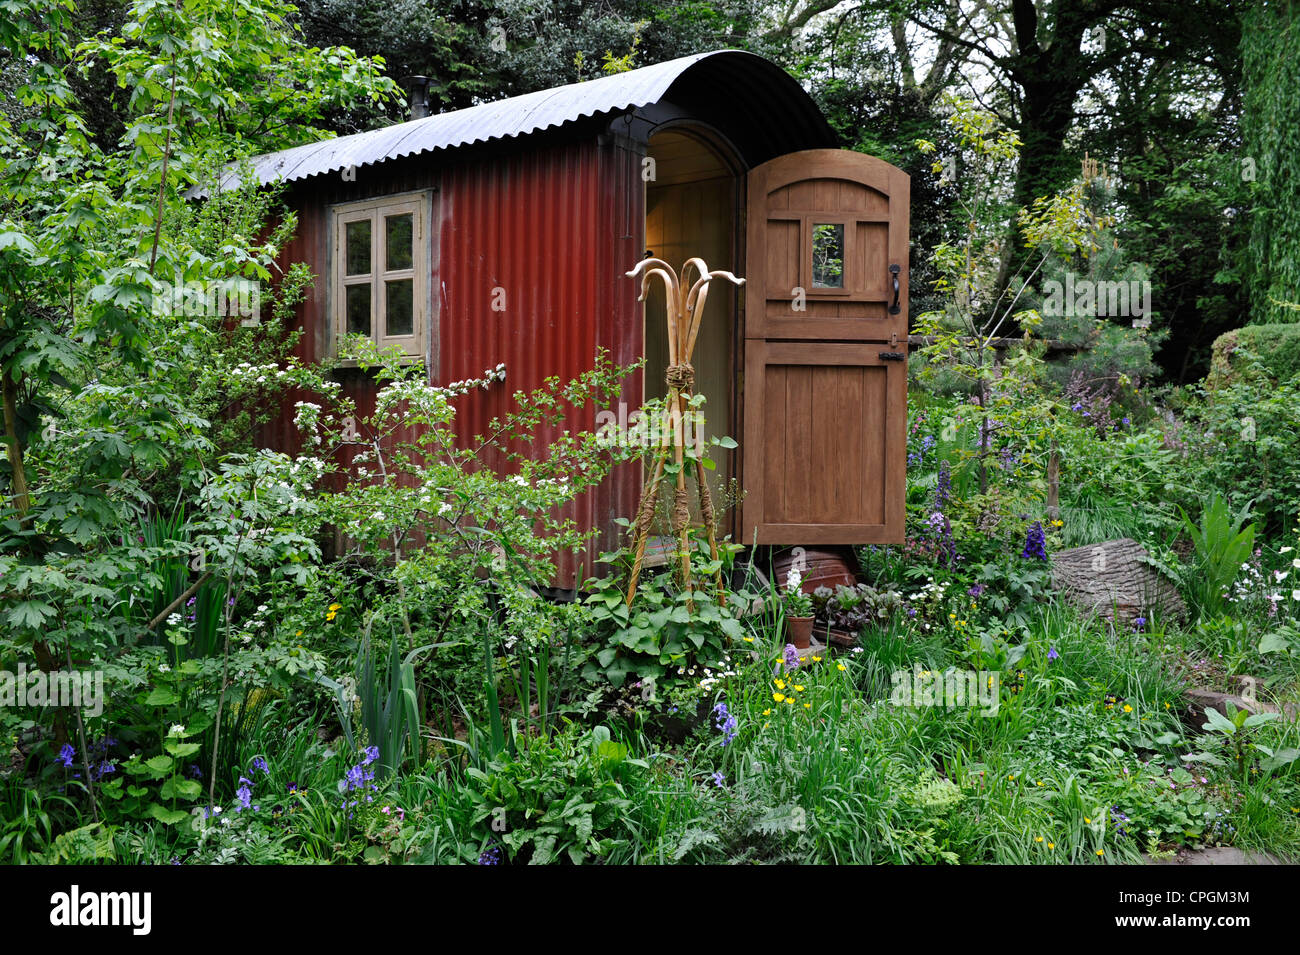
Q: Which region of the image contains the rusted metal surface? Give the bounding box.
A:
[259,140,644,588]
[194,50,835,196]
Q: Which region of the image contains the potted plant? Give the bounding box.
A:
[781,568,815,649]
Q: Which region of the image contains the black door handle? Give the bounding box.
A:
[889,264,901,315]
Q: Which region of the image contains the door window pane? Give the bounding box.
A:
[345,220,371,275]
[345,284,371,335]
[385,279,413,337]
[812,223,844,288]
[385,214,413,271]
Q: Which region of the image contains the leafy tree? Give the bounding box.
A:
[1241,0,1300,326]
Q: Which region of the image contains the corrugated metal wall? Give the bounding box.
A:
[263,134,646,588]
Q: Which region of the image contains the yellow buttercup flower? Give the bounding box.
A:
[794,685,805,692]
[774,679,786,690]
[1047,843,1055,850]
[743,636,754,643]
[1123,704,1133,713]
[773,693,785,703]
[803,703,811,709]
[1096,849,1104,857]
[328,603,342,612]
[785,697,794,705]
[762,709,772,716]
[837,663,847,672]
[1035,836,1043,843]
[811,655,822,662]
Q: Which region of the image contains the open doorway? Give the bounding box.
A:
[642,128,741,539]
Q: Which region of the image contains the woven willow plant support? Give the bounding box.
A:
[623,257,744,609]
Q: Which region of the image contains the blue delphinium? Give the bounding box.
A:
[934,461,952,511]
[1021,521,1048,561]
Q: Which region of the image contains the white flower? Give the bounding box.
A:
[169,724,186,736]
[786,568,802,592]
[159,664,171,673]
[166,612,182,627]
[1282,547,1294,554]
[1293,590,1300,601]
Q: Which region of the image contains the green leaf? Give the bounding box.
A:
[1259,631,1291,654]
[146,804,192,826]
[145,754,175,775]
[5,600,56,630]
[144,686,178,706]
[1242,712,1280,728]
[1202,707,1236,734]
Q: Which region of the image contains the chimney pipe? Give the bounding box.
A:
[407,76,430,120]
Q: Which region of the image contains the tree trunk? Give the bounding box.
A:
[1,368,31,518]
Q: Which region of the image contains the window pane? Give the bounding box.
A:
[345,284,371,336]
[385,279,413,337]
[811,223,844,288]
[345,219,371,275]
[386,214,413,271]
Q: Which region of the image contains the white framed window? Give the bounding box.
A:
[330,192,429,360]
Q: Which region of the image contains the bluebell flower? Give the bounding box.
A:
[235,776,253,811]
[250,756,269,775]
[57,743,75,768]
[478,846,502,865]
[712,701,737,746]
[711,771,726,788]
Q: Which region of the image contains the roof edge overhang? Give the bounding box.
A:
[192,50,836,197]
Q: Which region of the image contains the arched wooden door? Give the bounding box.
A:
[741,149,909,546]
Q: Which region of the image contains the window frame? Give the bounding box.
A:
[329,190,433,363]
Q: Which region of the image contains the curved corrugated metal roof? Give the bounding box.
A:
[198,50,834,193]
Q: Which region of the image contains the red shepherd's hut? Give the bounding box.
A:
[216,50,910,588]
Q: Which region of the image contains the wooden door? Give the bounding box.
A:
[742,150,909,546]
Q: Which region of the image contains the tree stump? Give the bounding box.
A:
[1050,537,1186,625]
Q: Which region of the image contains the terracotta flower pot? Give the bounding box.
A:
[786,616,814,649]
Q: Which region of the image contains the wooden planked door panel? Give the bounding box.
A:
[741,149,909,546]
[745,149,909,344]
[742,341,905,544]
